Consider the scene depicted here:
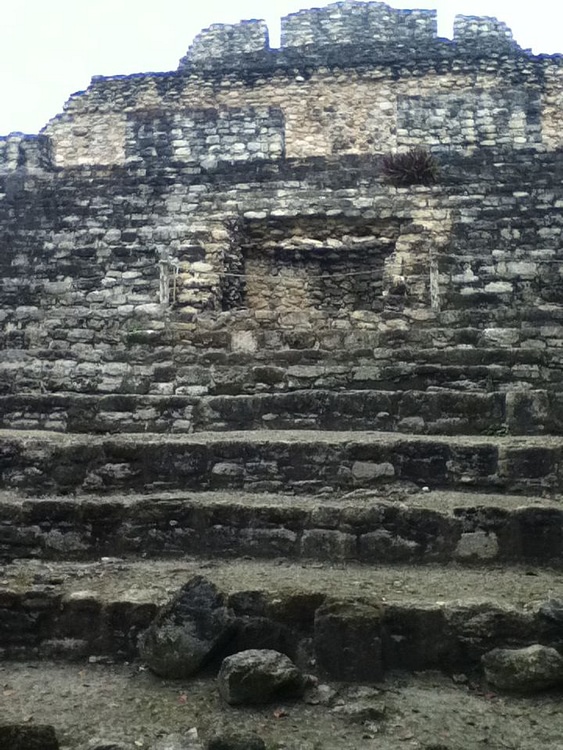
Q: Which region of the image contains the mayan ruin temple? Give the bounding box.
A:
[1,1,563,747]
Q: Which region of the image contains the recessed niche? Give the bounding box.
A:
[222,216,401,314]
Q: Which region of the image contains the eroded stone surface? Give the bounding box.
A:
[206,732,266,750]
[217,649,306,705]
[0,725,59,750]
[482,644,563,692]
[314,600,384,682]
[138,576,236,679]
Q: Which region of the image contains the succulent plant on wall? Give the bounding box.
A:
[380,147,440,186]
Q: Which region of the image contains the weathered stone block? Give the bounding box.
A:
[314,600,383,681]
[138,576,236,678]
[382,605,456,671]
[217,649,305,705]
[351,461,395,480]
[300,530,357,560]
[0,725,59,750]
[454,531,499,561]
[359,530,421,563]
[483,644,563,692]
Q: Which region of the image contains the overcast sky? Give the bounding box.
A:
[1,1,562,136]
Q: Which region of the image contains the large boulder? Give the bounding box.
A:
[482,644,563,692]
[217,649,306,705]
[0,725,59,750]
[139,576,236,679]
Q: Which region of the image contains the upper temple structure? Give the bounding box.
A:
[3,6,563,728]
[2,0,563,431]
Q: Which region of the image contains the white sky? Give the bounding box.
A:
[1,1,562,136]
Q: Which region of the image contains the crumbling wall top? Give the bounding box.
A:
[179,19,269,67]
[453,15,516,48]
[280,1,437,49]
[178,1,522,72]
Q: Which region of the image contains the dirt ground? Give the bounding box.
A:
[1,660,562,750]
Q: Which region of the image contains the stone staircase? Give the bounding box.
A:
[1,364,563,745]
[5,310,563,747]
[2,291,563,702]
[2,301,563,685]
[0,414,561,673]
[0,341,557,435]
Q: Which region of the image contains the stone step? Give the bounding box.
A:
[1,429,562,495]
[0,388,554,435]
[198,389,550,435]
[175,345,549,368]
[125,313,563,352]
[277,363,550,393]
[2,342,553,369]
[0,557,561,679]
[120,318,563,358]
[0,345,556,398]
[0,489,560,566]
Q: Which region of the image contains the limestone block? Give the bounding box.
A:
[314,600,384,682]
[482,328,519,347]
[301,530,357,561]
[217,649,305,705]
[138,576,236,679]
[483,645,563,692]
[454,531,499,561]
[351,461,395,480]
[231,331,258,353]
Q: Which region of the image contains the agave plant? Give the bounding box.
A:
[381,147,440,186]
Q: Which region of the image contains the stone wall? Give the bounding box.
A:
[453,15,516,49]
[0,134,51,172]
[180,20,269,66]
[279,2,437,49]
[43,59,554,166]
[0,167,166,360]
[397,88,542,150]
[127,107,285,171]
[2,1,563,424]
[37,3,562,168]
[239,217,402,315]
[2,147,563,400]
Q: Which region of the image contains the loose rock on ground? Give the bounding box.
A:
[217,649,306,705]
[482,644,563,692]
